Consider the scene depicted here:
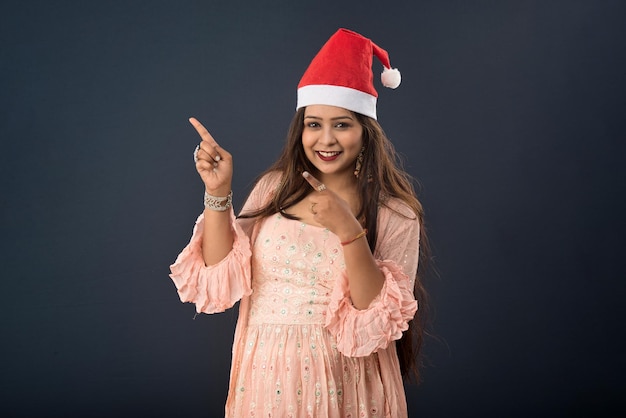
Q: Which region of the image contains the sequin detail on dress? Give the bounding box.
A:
[234,214,386,417]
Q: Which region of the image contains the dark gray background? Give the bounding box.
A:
[1,0,625,417]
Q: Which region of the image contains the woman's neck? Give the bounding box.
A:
[315,171,358,194]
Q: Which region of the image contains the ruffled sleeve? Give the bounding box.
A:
[169,171,281,314]
[325,199,420,357]
[169,209,253,314]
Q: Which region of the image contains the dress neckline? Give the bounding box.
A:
[274,213,328,232]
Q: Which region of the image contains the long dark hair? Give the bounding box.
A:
[240,108,431,382]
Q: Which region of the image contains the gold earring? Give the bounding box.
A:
[354,147,365,178]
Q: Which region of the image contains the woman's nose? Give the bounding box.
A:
[319,127,337,145]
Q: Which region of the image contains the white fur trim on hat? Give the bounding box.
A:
[296,85,378,120]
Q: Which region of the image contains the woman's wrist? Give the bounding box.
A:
[336,221,367,244]
[204,185,231,197]
[340,229,367,246]
[204,190,232,211]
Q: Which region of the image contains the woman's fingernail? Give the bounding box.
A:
[302,171,310,177]
[215,155,221,161]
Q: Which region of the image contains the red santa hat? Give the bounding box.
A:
[296,28,401,120]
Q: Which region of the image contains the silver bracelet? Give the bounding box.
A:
[204,190,232,211]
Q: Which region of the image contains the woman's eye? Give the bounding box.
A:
[335,122,350,128]
[306,122,320,128]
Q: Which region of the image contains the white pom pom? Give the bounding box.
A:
[381,67,401,89]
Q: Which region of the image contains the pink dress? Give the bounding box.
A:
[170,173,420,418]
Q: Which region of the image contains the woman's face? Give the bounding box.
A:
[302,105,364,179]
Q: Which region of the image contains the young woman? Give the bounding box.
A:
[170,28,429,418]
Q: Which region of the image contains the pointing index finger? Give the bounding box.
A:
[189,117,220,148]
[302,171,327,192]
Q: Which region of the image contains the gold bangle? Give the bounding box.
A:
[341,229,367,246]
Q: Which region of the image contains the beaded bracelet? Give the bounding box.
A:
[341,229,367,246]
[204,190,232,211]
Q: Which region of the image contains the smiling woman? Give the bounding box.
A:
[170,28,429,418]
[302,105,364,180]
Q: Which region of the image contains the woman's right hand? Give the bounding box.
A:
[189,117,233,196]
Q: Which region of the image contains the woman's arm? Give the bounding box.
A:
[201,200,234,265]
[324,204,420,357]
[189,117,235,266]
[339,229,385,309]
[300,171,384,309]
